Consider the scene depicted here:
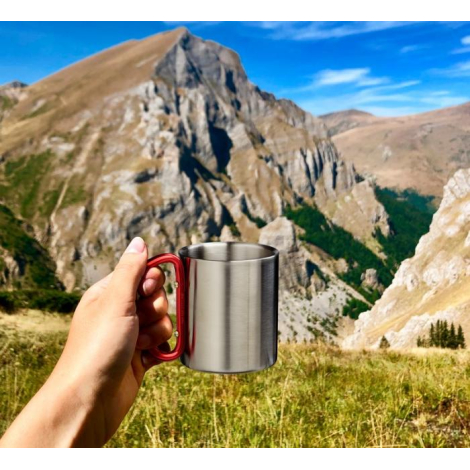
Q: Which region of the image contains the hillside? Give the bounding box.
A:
[320,109,379,136]
[331,102,470,198]
[344,169,470,349]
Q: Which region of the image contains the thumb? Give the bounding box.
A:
[106,237,148,311]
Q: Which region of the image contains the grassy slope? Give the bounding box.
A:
[2,329,470,447]
[0,204,61,289]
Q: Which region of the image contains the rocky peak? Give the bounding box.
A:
[0,80,27,90]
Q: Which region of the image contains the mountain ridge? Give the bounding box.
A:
[329,101,470,198]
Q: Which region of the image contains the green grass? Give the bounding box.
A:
[0,95,15,111]
[2,330,470,448]
[3,151,55,219]
[374,187,434,269]
[39,186,63,218]
[60,184,88,208]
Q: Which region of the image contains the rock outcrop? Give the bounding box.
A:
[344,169,470,349]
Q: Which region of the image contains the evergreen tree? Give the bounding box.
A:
[417,336,422,347]
[442,320,449,348]
[457,325,466,349]
[430,323,435,347]
[449,323,457,349]
[379,336,390,349]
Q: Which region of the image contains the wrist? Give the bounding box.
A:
[0,370,97,448]
[42,373,98,447]
[44,364,107,447]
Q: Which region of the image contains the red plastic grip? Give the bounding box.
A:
[146,253,186,362]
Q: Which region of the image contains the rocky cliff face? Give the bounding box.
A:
[344,169,470,349]
[0,28,390,339]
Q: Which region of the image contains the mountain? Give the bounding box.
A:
[329,102,470,198]
[320,109,378,136]
[0,27,398,340]
[343,169,470,349]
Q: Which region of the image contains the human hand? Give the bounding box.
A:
[0,237,173,447]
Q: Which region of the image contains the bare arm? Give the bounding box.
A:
[0,237,172,447]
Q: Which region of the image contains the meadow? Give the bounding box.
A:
[1,313,470,447]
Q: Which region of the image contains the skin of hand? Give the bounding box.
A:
[0,237,173,448]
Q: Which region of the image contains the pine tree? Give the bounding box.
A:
[430,323,435,347]
[449,323,457,349]
[417,336,422,347]
[442,320,449,348]
[379,336,390,349]
[457,325,466,349]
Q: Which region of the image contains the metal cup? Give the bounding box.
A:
[146,242,279,374]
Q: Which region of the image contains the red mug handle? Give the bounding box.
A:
[146,254,186,362]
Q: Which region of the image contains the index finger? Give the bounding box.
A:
[138,266,166,297]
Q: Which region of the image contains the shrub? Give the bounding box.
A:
[342,298,369,320]
[379,336,390,349]
[0,290,80,314]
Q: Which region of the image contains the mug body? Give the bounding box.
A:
[178,242,279,373]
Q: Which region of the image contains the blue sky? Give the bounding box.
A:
[1,21,469,117]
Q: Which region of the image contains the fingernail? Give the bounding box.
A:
[125,237,145,254]
[143,278,158,296]
[137,334,151,349]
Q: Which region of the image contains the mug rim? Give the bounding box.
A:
[178,241,279,263]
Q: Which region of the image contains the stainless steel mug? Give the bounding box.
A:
[146,242,279,373]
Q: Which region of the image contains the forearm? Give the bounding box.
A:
[0,370,97,448]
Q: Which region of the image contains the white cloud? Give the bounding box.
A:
[432,60,470,76]
[297,81,466,117]
[400,44,426,54]
[373,80,421,91]
[420,94,469,107]
[429,90,451,96]
[452,47,470,54]
[451,35,470,54]
[313,68,388,87]
[253,21,417,41]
